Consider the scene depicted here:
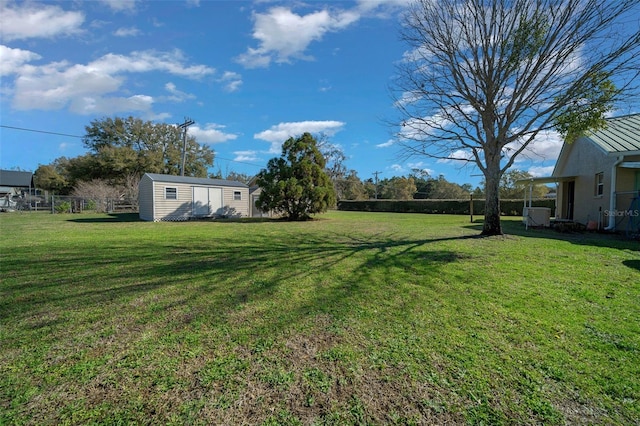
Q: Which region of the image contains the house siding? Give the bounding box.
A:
[614,155,640,231]
[552,114,640,232]
[555,137,616,226]
[555,140,640,230]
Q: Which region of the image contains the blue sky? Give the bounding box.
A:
[1,0,632,187]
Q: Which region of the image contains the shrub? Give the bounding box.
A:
[55,201,71,214]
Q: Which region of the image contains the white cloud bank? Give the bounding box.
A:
[237,1,407,68]
[0,46,41,77]
[3,47,214,117]
[0,2,84,41]
[190,124,238,144]
[233,150,260,163]
[254,120,346,153]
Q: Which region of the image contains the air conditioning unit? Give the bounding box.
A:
[523,207,551,227]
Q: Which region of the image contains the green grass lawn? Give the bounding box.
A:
[1,210,638,425]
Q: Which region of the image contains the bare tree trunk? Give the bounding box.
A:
[482,152,503,236]
[483,175,502,235]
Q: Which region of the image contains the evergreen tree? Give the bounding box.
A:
[256,133,336,220]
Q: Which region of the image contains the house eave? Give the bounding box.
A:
[607,150,640,157]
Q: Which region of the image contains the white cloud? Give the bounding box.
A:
[234,150,260,162]
[100,0,138,12]
[88,50,214,79]
[236,0,411,68]
[376,139,394,148]
[236,1,409,68]
[114,27,141,37]
[356,0,411,14]
[436,149,475,164]
[189,124,238,144]
[0,3,84,41]
[389,164,404,172]
[217,71,242,92]
[509,129,564,163]
[164,82,195,102]
[236,6,360,68]
[71,94,155,115]
[254,120,345,153]
[527,165,555,177]
[407,162,434,175]
[9,49,214,115]
[0,45,41,77]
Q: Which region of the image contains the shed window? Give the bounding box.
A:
[233,191,242,201]
[165,187,177,200]
[594,172,604,197]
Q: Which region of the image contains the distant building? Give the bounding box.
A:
[0,170,34,209]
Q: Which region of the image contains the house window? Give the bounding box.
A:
[233,191,242,201]
[595,172,604,197]
[165,187,177,200]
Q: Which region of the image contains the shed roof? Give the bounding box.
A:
[144,173,248,188]
[586,113,640,155]
[0,170,34,188]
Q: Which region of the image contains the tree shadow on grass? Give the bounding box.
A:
[623,259,640,271]
[67,213,141,223]
[0,230,473,337]
[463,219,640,251]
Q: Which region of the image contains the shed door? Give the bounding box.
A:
[209,187,223,215]
[193,187,210,216]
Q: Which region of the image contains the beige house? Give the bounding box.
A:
[551,113,640,232]
[139,173,250,221]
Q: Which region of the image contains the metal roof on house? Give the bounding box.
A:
[144,173,248,188]
[586,113,640,155]
[0,170,34,188]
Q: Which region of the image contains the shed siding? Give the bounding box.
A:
[222,187,250,217]
[138,174,155,221]
[138,173,252,221]
[153,182,193,221]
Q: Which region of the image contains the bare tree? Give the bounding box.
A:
[72,179,122,212]
[121,173,140,208]
[393,0,640,235]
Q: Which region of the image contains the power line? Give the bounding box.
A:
[215,156,263,169]
[0,124,83,139]
[2,123,266,170]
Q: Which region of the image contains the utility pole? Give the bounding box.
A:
[373,171,382,199]
[178,117,195,176]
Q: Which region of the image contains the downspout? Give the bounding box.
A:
[604,156,624,230]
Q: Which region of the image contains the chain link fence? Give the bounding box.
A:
[1,194,137,214]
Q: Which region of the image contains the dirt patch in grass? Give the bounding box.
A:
[190,314,466,425]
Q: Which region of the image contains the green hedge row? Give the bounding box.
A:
[337,199,556,216]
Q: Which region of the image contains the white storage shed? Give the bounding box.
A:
[139,173,250,221]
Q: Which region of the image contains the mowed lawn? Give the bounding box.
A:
[1,211,639,425]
